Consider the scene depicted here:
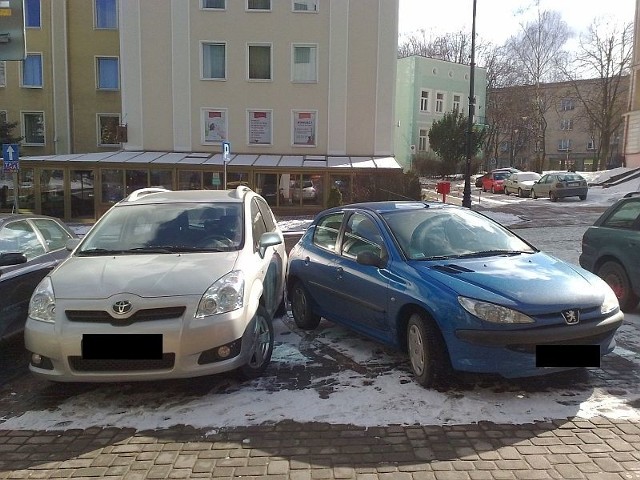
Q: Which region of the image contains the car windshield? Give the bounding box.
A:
[518,173,541,181]
[493,172,510,180]
[77,202,243,255]
[382,207,536,260]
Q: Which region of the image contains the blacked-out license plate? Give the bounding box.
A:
[82,334,163,360]
[535,344,600,368]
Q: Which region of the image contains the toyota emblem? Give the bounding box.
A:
[562,309,579,325]
[113,300,133,315]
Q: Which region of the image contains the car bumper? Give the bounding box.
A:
[451,310,623,377]
[24,306,257,382]
[556,187,588,198]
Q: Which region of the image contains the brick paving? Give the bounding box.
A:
[1,418,640,479]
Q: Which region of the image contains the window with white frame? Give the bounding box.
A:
[558,139,572,151]
[248,110,273,145]
[435,92,445,113]
[419,90,429,112]
[453,94,461,112]
[96,57,119,89]
[22,54,42,88]
[587,138,596,150]
[418,129,428,151]
[560,98,574,111]
[202,42,226,79]
[22,112,45,145]
[0,61,5,87]
[248,44,272,80]
[95,0,118,29]
[202,0,225,8]
[248,0,270,10]
[202,108,228,144]
[292,111,317,146]
[98,114,120,146]
[293,0,317,11]
[292,45,317,82]
[25,0,41,28]
[560,118,573,130]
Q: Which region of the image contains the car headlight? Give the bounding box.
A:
[600,284,619,315]
[196,270,244,318]
[29,277,56,324]
[458,296,535,324]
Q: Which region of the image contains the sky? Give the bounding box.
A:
[398,0,637,47]
[1,168,639,433]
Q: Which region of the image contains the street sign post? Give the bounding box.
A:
[222,141,230,189]
[2,143,19,212]
[0,0,26,61]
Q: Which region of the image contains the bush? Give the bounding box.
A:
[327,186,343,208]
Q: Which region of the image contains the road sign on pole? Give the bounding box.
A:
[2,143,19,172]
[222,141,230,189]
[0,0,26,61]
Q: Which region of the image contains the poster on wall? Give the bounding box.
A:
[203,109,227,143]
[293,111,316,146]
[248,110,272,145]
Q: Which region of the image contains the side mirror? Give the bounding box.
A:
[258,232,283,258]
[356,250,386,269]
[0,252,28,267]
[66,238,81,251]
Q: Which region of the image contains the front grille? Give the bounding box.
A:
[507,331,614,354]
[68,354,175,372]
[65,307,186,324]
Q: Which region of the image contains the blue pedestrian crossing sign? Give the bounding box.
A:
[2,143,19,172]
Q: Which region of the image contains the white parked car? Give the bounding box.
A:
[25,187,287,382]
[504,171,542,197]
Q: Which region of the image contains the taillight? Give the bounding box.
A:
[555,183,564,188]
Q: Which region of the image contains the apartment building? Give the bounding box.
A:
[623,0,640,168]
[490,78,627,172]
[1,0,401,219]
[394,56,488,171]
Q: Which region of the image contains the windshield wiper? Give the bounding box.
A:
[456,250,530,258]
[77,248,126,256]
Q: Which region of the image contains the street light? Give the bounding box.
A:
[462,0,477,209]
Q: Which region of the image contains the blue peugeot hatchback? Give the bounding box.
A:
[286,202,623,388]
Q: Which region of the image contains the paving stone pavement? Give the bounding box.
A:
[1,418,640,479]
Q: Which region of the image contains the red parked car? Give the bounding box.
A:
[482,169,513,194]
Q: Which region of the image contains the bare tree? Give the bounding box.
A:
[505,8,571,172]
[563,19,633,170]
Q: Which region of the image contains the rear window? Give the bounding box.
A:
[558,174,583,182]
[602,200,640,229]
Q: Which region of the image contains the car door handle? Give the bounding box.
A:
[336,266,343,279]
[304,256,310,265]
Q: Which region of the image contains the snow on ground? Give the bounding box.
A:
[7,169,637,432]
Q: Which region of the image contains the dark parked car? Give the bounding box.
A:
[286,202,622,388]
[530,172,588,201]
[0,214,77,340]
[579,192,640,312]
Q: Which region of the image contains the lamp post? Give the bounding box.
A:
[462,0,477,208]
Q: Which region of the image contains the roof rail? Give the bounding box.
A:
[232,185,252,199]
[125,187,171,202]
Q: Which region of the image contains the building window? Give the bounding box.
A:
[293,0,317,11]
[292,45,317,82]
[95,0,118,29]
[0,111,6,123]
[435,92,445,113]
[202,108,228,144]
[202,0,225,8]
[25,0,41,28]
[22,54,42,88]
[558,139,572,151]
[96,57,119,90]
[22,112,45,145]
[419,90,429,112]
[248,110,273,145]
[587,139,596,150]
[561,98,575,111]
[560,119,573,130]
[453,94,461,112]
[292,110,317,146]
[0,61,5,87]
[248,44,272,80]
[248,0,270,10]
[418,129,428,152]
[202,43,226,79]
[98,114,120,146]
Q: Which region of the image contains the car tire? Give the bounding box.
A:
[491,186,496,194]
[531,189,537,199]
[597,261,640,312]
[518,188,524,198]
[505,187,510,196]
[238,305,274,380]
[275,295,287,318]
[291,281,321,330]
[406,312,449,388]
[579,194,587,201]
[549,192,558,202]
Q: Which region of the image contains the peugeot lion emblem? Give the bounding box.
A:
[113,300,133,315]
[562,309,579,325]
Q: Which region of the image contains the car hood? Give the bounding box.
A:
[518,180,537,187]
[50,253,239,299]
[411,252,605,313]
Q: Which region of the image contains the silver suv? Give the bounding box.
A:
[25,187,287,382]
